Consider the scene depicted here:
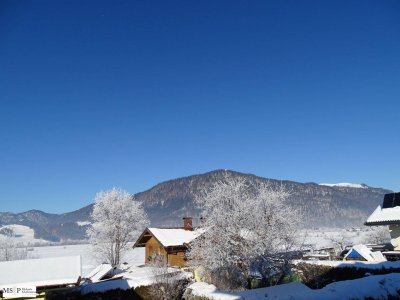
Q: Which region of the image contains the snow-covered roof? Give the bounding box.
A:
[344,244,386,262]
[147,228,203,247]
[0,256,81,288]
[85,263,114,282]
[370,251,386,262]
[365,205,400,225]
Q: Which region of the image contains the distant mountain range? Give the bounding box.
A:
[0,170,391,242]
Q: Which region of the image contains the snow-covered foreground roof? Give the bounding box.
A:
[147,228,203,247]
[0,256,81,288]
[366,205,400,225]
[188,274,400,300]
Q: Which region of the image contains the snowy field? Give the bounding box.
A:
[2,224,379,251]
[3,225,382,277]
[11,227,379,275]
[0,224,145,276]
[299,227,377,250]
[27,244,145,276]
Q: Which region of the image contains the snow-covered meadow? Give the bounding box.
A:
[4,225,379,276]
[27,244,145,276]
[18,227,374,274]
[299,226,378,250]
[2,224,377,251]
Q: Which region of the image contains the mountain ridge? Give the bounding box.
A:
[0,169,392,241]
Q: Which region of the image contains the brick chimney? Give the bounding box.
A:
[183,217,193,231]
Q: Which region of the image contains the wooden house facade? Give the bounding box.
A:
[133,217,202,267]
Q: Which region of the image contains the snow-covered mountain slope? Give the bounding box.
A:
[76,221,91,226]
[0,170,391,242]
[319,183,368,188]
[0,224,47,244]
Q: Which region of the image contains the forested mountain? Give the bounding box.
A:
[0,170,391,241]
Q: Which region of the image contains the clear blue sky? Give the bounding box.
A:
[1,1,399,213]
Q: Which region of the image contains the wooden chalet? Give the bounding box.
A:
[133,217,203,267]
[365,192,400,251]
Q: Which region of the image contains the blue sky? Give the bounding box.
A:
[1,1,399,213]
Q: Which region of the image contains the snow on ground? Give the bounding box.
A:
[294,273,400,300]
[299,227,374,250]
[187,282,312,300]
[187,282,240,300]
[0,224,48,244]
[15,227,376,277]
[29,244,145,276]
[188,274,400,300]
[239,282,312,300]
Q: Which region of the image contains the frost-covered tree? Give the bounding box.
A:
[0,236,28,262]
[327,232,352,252]
[87,187,149,266]
[365,226,391,245]
[188,175,300,290]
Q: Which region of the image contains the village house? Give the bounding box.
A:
[365,192,400,251]
[133,217,203,267]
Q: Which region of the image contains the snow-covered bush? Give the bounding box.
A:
[188,174,300,290]
[148,256,190,300]
[87,187,149,266]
